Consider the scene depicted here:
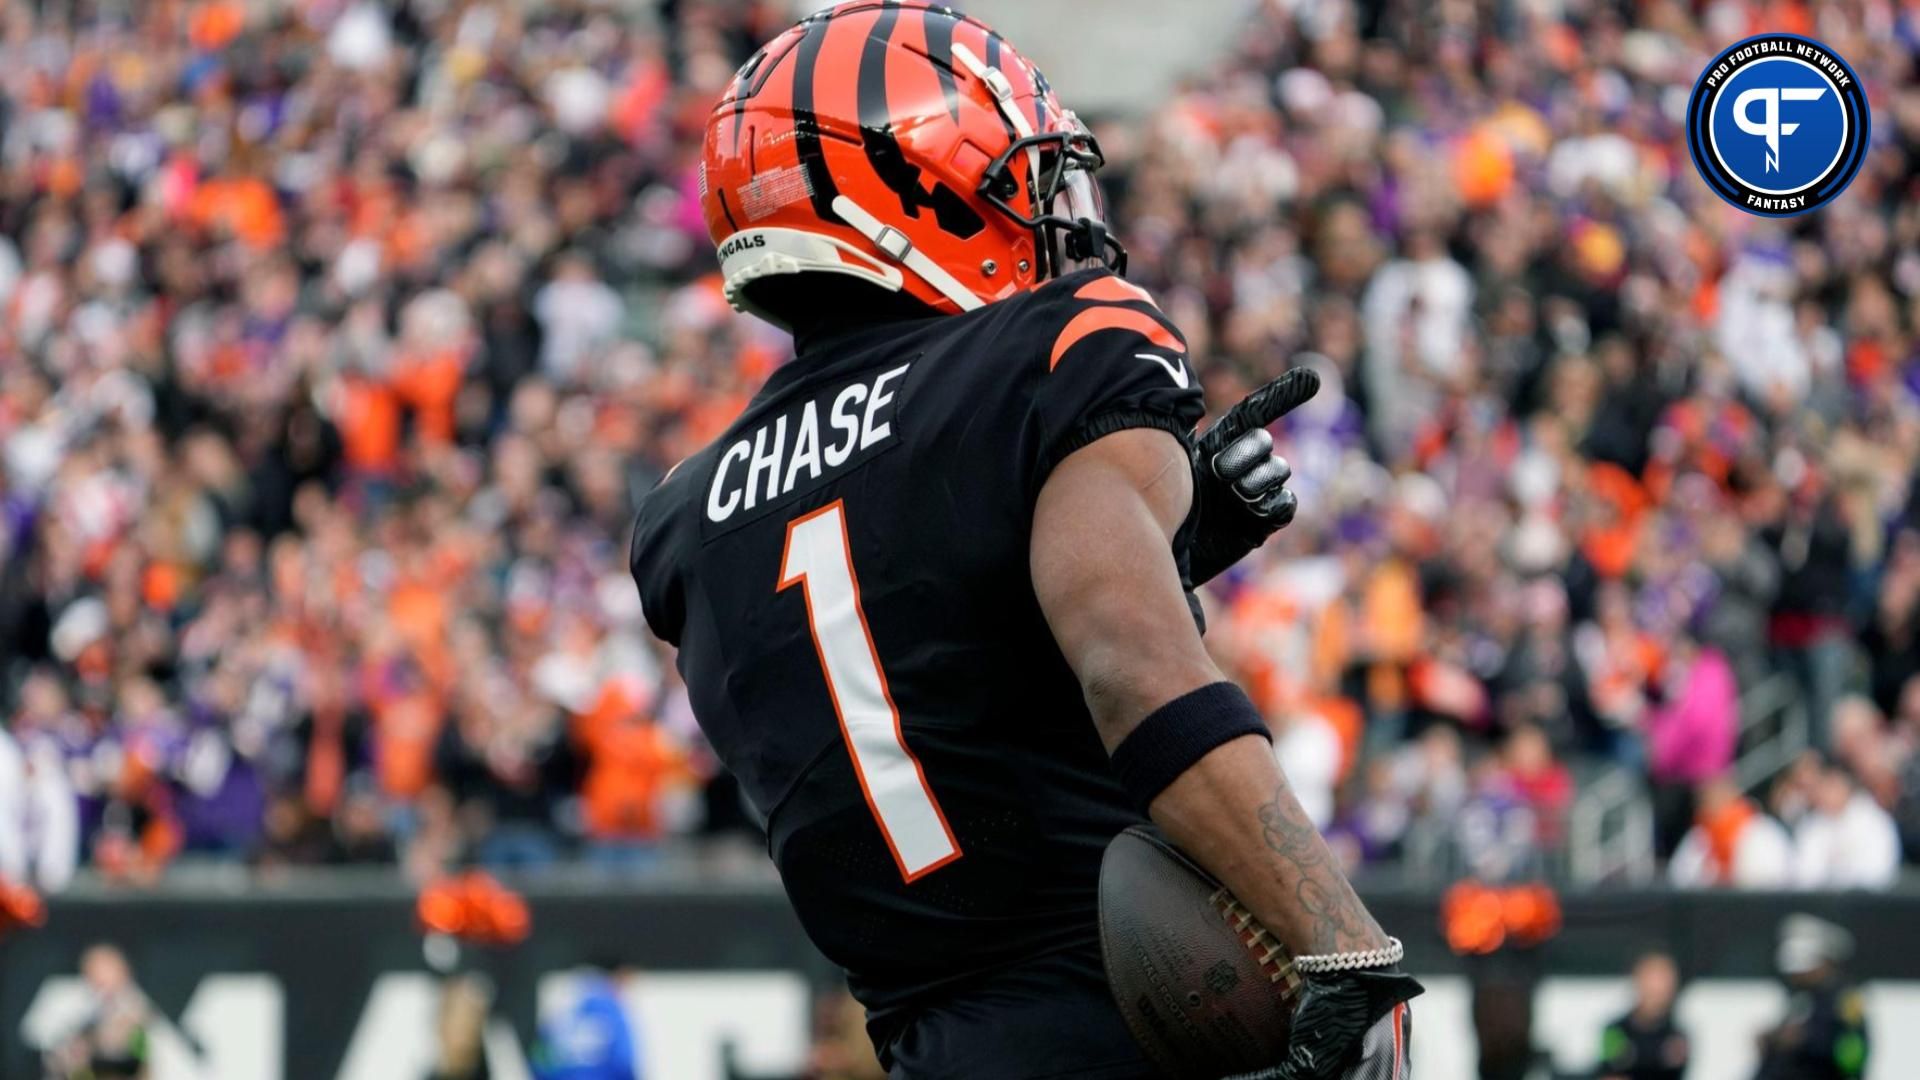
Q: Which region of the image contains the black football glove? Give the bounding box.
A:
[1188,368,1320,585]
[1220,969,1423,1080]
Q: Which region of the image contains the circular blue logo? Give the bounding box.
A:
[1687,34,1869,216]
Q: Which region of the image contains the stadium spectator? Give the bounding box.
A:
[0,683,79,891]
[1271,700,1344,828]
[1334,721,1466,867]
[1770,751,1827,830]
[1757,915,1870,1080]
[1494,723,1574,844]
[1828,696,1901,811]
[1894,680,1920,862]
[329,779,402,867]
[38,944,151,1080]
[1643,639,1739,855]
[1454,762,1549,883]
[1859,532,1920,715]
[530,962,641,1080]
[1791,765,1901,890]
[1359,226,1474,460]
[1596,950,1690,1080]
[1669,775,1793,890]
[1696,505,1781,687]
[572,684,694,876]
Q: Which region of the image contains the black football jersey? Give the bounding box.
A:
[630,268,1205,1025]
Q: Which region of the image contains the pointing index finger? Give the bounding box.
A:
[1198,368,1322,456]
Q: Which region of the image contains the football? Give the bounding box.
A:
[1098,824,1303,1079]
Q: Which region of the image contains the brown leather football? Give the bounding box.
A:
[1098,824,1302,1079]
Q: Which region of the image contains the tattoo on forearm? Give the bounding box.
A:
[1257,781,1386,955]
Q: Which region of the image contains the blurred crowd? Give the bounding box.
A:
[2,0,1919,892]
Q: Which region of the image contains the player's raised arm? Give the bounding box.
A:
[1031,425,1418,1079]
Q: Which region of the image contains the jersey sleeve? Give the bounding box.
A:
[629,464,694,647]
[1009,269,1206,499]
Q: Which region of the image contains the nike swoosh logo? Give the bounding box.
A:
[1137,352,1189,389]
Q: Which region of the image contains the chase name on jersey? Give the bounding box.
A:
[706,362,910,526]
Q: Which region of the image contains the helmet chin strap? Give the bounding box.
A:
[831,195,984,312]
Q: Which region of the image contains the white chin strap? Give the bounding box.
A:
[829,196,983,312]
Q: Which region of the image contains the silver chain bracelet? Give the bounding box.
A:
[1290,936,1404,975]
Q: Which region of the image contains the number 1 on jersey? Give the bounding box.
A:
[779,500,962,882]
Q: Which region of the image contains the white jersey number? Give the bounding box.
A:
[779,500,961,881]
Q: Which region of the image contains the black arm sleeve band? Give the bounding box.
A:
[1109,681,1271,814]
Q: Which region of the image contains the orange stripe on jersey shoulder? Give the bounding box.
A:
[1049,306,1183,370]
[1074,275,1159,308]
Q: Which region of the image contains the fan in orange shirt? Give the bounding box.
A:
[573,681,693,872]
[188,171,285,251]
[391,291,477,447]
[359,623,447,802]
[333,374,402,477]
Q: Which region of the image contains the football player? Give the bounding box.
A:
[630,4,1419,1077]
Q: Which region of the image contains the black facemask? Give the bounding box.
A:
[976,119,1127,281]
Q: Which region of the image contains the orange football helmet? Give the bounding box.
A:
[699,1,1123,326]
